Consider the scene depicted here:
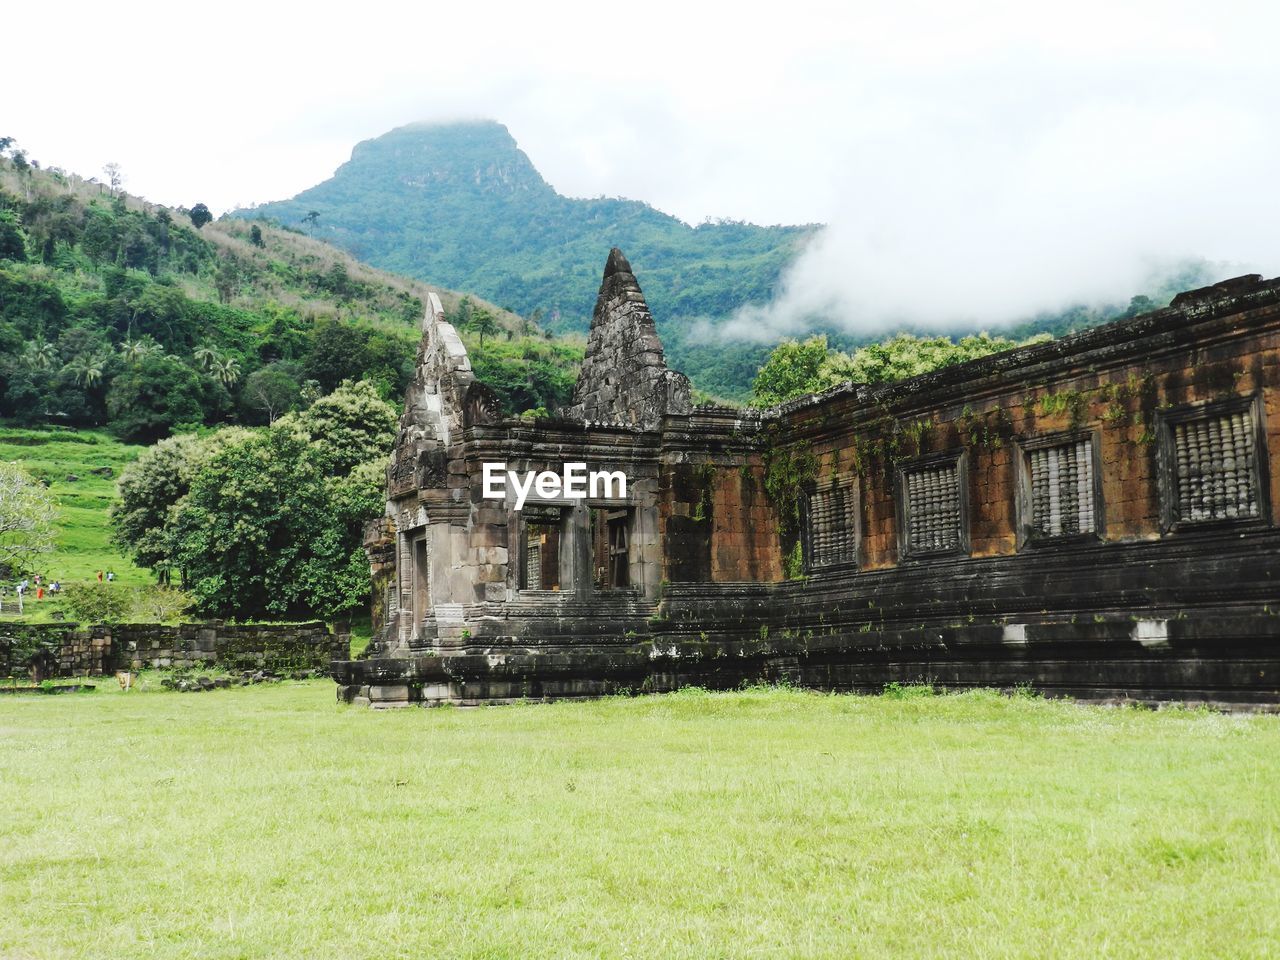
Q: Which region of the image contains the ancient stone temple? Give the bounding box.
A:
[334,252,1280,707]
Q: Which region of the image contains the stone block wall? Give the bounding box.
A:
[341,258,1280,707]
[0,624,99,680]
[661,459,784,583]
[782,287,1280,570]
[0,622,345,680]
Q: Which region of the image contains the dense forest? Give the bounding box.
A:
[0,144,581,442]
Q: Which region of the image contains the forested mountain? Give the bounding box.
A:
[0,146,582,441]
[237,120,1225,400]
[234,121,816,394]
[237,121,815,332]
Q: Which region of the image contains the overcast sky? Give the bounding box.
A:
[7,0,1279,333]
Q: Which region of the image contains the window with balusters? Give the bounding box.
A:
[804,478,858,569]
[1019,433,1100,543]
[1159,396,1266,529]
[897,455,968,558]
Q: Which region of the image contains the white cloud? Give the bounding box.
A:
[6,0,1279,333]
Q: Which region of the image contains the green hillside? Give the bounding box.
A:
[237,122,816,332]
[0,147,581,439]
[234,121,816,396]
[0,426,144,577]
[0,426,147,621]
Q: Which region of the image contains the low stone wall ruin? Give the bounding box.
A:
[0,622,345,681]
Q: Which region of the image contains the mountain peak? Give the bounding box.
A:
[343,119,548,195]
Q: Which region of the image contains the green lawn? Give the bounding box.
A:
[0,426,148,621]
[1,683,1277,958]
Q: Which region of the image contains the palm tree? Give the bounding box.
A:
[119,337,161,365]
[193,345,219,371]
[20,340,57,371]
[61,352,107,388]
[212,356,241,386]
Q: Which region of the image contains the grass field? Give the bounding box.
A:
[0,426,148,621]
[1,683,1277,959]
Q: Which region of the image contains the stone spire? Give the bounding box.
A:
[567,248,692,428]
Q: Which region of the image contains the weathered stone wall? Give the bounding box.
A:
[779,276,1280,569]
[334,605,1280,709]
[660,459,783,583]
[342,255,1280,707]
[0,624,97,680]
[362,517,397,640]
[0,622,344,679]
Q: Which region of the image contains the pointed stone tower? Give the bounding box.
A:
[567,248,692,428]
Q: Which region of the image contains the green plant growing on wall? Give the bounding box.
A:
[959,406,1012,450]
[691,463,715,523]
[761,435,817,578]
[848,412,936,481]
[899,417,933,456]
[1037,389,1089,430]
[783,541,806,580]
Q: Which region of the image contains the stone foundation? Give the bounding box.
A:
[334,608,1280,709]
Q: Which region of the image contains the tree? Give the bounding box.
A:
[749,332,1048,406]
[211,355,241,387]
[189,348,240,389]
[830,332,1042,386]
[525,306,544,337]
[173,425,383,619]
[0,211,27,261]
[61,352,109,388]
[188,203,213,229]
[242,364,301,424]
[20,340,57,372]
[119,337,163,366]
[451,295,474,330]
[193,344,220,371]
[749,335,831,407]
[0,462,57,577]
[130,283,198,351]
[302,210,319,236]
[102,162,124,195]
[249,224,265,248]
[61,582,131,623]
[111,429,251,574]
[468,305,498,347]
[290,379,398,474]
[214,258,240,303]
[105,354,226,442]
[302,318,371,391]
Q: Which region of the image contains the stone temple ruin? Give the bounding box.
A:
[333,250,1280,707]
